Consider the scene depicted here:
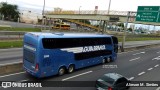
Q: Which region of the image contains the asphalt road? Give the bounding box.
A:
[0,20,34,28]
[0,40,160,65]
[0,46,160,90]
[0,48,22,65]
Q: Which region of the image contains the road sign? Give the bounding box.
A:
[136,6,160,23]
[137,6,159,12]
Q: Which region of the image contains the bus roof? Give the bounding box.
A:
[27,32,113,38]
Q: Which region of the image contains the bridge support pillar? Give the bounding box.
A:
[102,20,106,34]
[98,20,102,33]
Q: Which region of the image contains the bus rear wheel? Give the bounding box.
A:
[102,58,106,64]
[58,67,66,76]
[68,65,75,73]
[106,57,112,63]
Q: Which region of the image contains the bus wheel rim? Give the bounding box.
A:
[102,59,105,63]
[59,68,64,75]
[69,66,74,73]
[107,58,111,62]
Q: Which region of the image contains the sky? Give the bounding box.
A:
[0,0,159,30]
[0,0,160,11]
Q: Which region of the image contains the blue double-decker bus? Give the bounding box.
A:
[23,32,118,78]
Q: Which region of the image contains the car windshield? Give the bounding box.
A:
[96,81,109,89]
[100,76,115,85]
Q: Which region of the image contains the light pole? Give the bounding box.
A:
[42,0,45,16]
[41,0,46,31]
[78,6,82,30]
[79,6,82,14]
[107,0,111,14]
[121,11,130,52]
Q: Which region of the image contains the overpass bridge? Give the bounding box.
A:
[46,10,160,26]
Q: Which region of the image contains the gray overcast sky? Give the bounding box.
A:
[0,0,160,11]
[0,0,160,30]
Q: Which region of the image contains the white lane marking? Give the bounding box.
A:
[133,52,145,55]
[138,72,145,76]
[152,56,160,60]
[128,77,134,80]
[62,71,93,81]
[156,87,160,90]
[0,61,22,66]
[118,50,140,54]
[129,57,140,61]
[0,71,25,78]
[154,64,159,68]
[157,51,160,53]
[148,68,153,71]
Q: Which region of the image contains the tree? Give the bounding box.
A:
[0,2,20,22]
[128,28,133,32]
[117,23,124,30]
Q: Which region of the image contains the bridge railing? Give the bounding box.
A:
[46,10,137,16]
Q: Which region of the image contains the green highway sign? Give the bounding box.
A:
[136,12,158,22]
[158,16,160,22]
[136,6,160,23]
[137,6,159,12]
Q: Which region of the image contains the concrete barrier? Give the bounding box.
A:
[119,43,160,52]
[0,25,12,28]
[0,43,160,76]
[0,62,23,76]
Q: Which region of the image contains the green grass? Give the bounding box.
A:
[0,27,41,32]
[118,37,160,42]
[0,40,23,48]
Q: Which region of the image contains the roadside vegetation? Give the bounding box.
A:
[0,2,19,22]
[117,34,160,42]
[0,35,160,48]
[0,40,23,48]
[0,29,160,48]
[118,37,160,42]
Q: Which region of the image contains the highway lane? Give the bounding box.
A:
[0,40,160,64]
[0,48,23,64]
[0,20,34,28]
[0,46,160,90]
[129,65,160,90]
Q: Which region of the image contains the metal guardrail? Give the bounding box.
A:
[0,31,25,35]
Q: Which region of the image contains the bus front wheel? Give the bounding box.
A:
[58,67,66,76]
[68,65,75,73]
